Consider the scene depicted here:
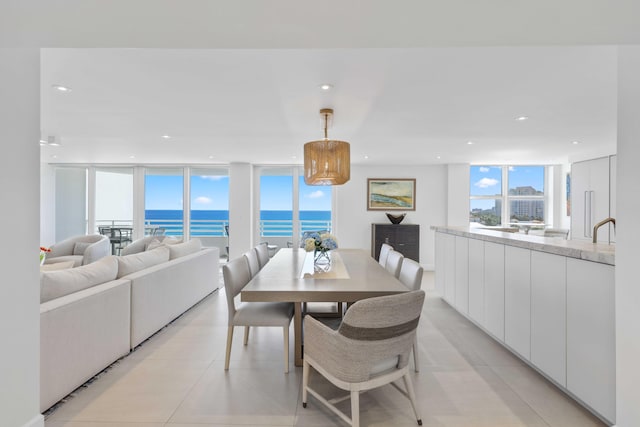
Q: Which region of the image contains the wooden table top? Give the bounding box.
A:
[241,248,408,303]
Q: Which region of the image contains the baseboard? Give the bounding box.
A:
[22,414,44,427]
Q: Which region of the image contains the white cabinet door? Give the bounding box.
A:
[454,236,469,314]
[567,258,615,422]
[531,251,566,387]
[483,242,505,341]
[504,246,531,360]
[570,157,610,242]
[609,155,616,243]
[443,233,456,304]
[468,238,485,325]
[434,232,445,297]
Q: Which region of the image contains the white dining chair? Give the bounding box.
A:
[385,250,404,278]
[255,243,270,269]
[223,256,294,373]
[378,243,393,267]
[243,249,261,278]
[398,257,424,372]
[302,290,426,427]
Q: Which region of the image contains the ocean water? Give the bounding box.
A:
[145,210,331,236]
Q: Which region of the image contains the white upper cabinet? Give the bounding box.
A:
[570,156,612,242]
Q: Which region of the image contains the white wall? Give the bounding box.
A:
[616,46,640,427]
[0,48,44,427]
[40,163,56,246]
[334,164,447,269]
[55,167,87,240]
[229,163,253,260]
[447,164,470,226]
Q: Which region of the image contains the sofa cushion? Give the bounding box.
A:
[73,241,92,255]
[43,255,83,268]
[116,246,170,279]
[40,256,118,303]
[168,239,202,260]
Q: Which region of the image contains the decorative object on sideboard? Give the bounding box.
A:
[303,108,350,186]
[386,213,406,224]
[367,178,416,210]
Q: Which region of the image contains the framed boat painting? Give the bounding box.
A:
[367,178,416,211]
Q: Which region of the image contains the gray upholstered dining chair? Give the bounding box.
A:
[302,290,426,427]
[384,249,404,278]
[378,243,393,267]
[223,256,294,373]
[254,243,270,269]
[398,258,424,372]
[243,249,261,278]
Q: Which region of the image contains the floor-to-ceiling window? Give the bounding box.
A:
[259,167,294,249]
[190,167,229,254]
[145,168,184,237]
[95,167,133,230]
[298,174,332,234]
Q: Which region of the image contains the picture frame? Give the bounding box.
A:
[367,178,416,211]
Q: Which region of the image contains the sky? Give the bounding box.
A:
[145,174,331,211]
[470,165,544,197]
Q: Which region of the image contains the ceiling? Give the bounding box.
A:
[40,46,618,166]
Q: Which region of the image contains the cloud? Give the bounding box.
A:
[307,190,324,199]
[200,175,225,180]
[194,196,213,204]
[479,167,490,173]
[508,166,516,172]
[474,178,499,188]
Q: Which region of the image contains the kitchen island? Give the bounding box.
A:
[432,226,615,426]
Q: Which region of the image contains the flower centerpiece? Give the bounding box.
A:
[304,232,338,264]
[40,246,51,265]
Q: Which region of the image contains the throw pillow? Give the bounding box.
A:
[40,256,118,303]
[116,246,170,279]
[145,239,163,251]
[163,237,183,245]
[73,241,92,255]
[168,238,202,260]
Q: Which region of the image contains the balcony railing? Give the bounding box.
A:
[96,219,331,238]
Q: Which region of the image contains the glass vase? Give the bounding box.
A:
[314,249,331,265]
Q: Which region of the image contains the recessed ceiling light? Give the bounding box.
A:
[467,141,474,145]
[364,155,369,159]
[436,156,441,159]
[516,116,529,121]
[161,135,171,139]
[51,155,57,159]
[129,155,136,159]
[319,83,333,91]
[208,155,215,159]
[52,85,71,92]
[572,140,581,145]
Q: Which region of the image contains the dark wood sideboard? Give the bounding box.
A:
[371,223,420,262]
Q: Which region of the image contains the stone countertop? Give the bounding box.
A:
[431,226,615,266]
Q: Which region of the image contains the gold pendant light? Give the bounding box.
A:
[303,108,350,186]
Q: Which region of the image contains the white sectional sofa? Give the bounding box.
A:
[39,239,219,413]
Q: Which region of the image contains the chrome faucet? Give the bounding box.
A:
[593,217,616,243]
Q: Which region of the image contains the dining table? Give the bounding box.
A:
[240,248,409,367]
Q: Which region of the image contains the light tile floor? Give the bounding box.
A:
[44,272,606,427]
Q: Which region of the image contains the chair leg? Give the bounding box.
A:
[350,390,360,427]
[413,338,420,372]
[283,326,289,374]
[224,326,234,370]
[302,360,310,407]
[244,326,250,345]
[403,372,422,426]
